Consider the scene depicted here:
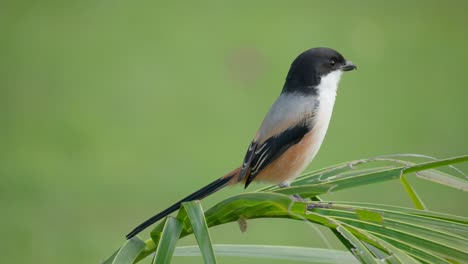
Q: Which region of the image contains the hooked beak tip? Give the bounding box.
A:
[341,61,357,71]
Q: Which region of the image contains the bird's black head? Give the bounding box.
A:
[282,47,356,95]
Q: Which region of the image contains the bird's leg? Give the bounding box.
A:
[279,183,307,202]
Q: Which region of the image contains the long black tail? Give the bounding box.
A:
[126,169,238,239]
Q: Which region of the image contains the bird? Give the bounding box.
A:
[126,47,356,239]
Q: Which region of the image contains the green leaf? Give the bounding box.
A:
[273,155,468,198]
[182,201,217,264]
[108,236,145,264]
[273,168,404,197]
[174,244,359,263]
[307,204,468,263]
[334,201,468,236]
[362,233,420,264]
[113,154,468,264]
[134,191,468,263]
[334,225,380,263]
[400,174,426,210]
[374,234,453,263]
[152,217,183,264]
[403,155,468,174]
[355,209,384,224]
[101,249,118,264]
[415,169,468,191]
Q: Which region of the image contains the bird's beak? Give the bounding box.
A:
[341,61,357,71]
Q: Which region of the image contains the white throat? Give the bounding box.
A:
[317,70,342,100]
[316,70,342,119]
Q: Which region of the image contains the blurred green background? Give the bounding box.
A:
[1,1,467,263]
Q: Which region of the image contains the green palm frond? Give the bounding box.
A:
[104,154,468,264]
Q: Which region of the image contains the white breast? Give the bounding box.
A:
[302,70,342,166]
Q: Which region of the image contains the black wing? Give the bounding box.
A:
[241,123,310,188]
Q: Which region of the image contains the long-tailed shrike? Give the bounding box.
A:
[126,47,356,239]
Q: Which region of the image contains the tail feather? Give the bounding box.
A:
[126,168,239,239]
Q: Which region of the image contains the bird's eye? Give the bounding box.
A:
[330,59,336,67]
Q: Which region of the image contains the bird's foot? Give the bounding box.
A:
[306,202,333,210]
